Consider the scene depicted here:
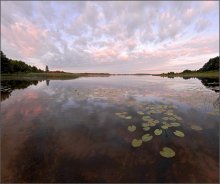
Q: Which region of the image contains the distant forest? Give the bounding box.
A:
[1,51,44,73]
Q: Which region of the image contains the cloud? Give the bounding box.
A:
[1,1,219,73]
[195,19,211,32]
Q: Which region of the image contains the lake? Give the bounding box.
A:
[1,75,219,183]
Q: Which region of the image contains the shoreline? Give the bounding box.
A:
[154,71,219,78]
[1,70,219,80]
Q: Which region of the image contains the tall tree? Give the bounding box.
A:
[45,65,49,72]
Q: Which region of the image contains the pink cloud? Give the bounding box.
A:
[1,20,48,58]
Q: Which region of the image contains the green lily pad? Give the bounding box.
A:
[128,125,136,132]
[207,111,219,115]
[125,116,132,120]
[169,117,176,121]
[173,130,184,137]
[162,117,169,121]
[161,125,169,129]
[142,134,153,142]
[154,129,162,135]
[142,116,151,121]
[137,111,145,115]
[170,122,180,127]
[160,147,175,158]
[149,122,156,127]
[175,116,183,121]
[143,126,150,131]
[131,139,142,148]
[154,120,159,124]
[142,122,149,127]
[190,124,203,131]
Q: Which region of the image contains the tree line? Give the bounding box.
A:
[1,51,44,73]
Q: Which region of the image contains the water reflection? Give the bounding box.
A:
[46,79,50,86]
[1,80,40,101]
[1,76,219,183]
[197,77,219,92]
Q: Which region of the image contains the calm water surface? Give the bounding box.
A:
[1,76,219,183]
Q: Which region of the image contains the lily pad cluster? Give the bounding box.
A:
[117,104,185,158]
[115,112,132,120]
[116,103,204,158]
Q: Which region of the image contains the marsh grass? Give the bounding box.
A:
[158,70,219,78]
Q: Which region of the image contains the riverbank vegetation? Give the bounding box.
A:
[158,56,219,78]
[1,51,110,79]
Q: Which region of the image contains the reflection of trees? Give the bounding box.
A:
[46,80,50,86]
[213,96,220,112]
[197,78,219,92]
[1,80,41,101]
[182,77,219,92]
[182,76,191,80]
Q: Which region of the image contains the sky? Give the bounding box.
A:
[1,1,219,74]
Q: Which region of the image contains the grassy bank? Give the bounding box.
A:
[1,72,111,80]
[156,70,219,78]
[1,72,81,80]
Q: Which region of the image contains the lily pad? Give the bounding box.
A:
[161,125,169,129]
[190,124,203,131]
[143,126,150,131]
[170,122,180,127]
[125,116,132,120]
[169,117,176,121]
[149,122,156,127]
[162,117,169,121]
[131,139,142,148]
[142,134,153,142]
[175,116,183,121]
[128,125,136,132]
[137,111,145,115]
[154,129,162,135]
[160,147,175,158]
[173,130,184,137]
[142,116,151,121]
[142,122,149,127]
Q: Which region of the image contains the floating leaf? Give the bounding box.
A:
[131,139,142,147]
[149,122,156,127]
[160,147,175,158]
[207,111,219,116]
[142,134,153,142]
[162,117,169,121]
[154,120,159,124]
[143,126,150,131]
[173,130,184,137]
[161,125,169,129]
[190,124,203,131]
[154,129,162,135]
[137,111,145,115]
[122,111,128,114]
[128,125,136,132]
[125,116,132,120]
[175,116,182,121]
[142,122,149,127]
[170,122,180,127]
[169,117,176,121]
[142,116,151,121]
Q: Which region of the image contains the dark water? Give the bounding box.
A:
[1,76,219,183]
